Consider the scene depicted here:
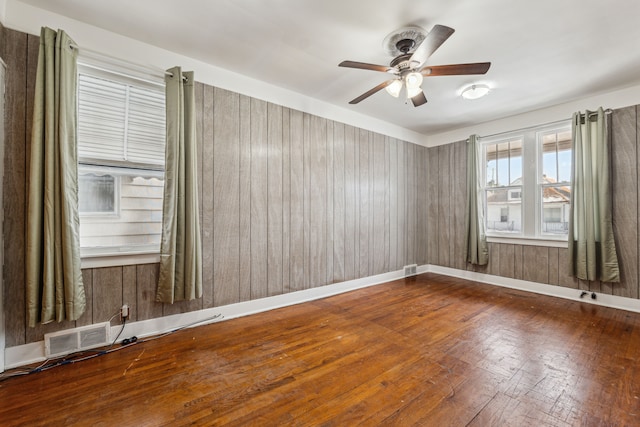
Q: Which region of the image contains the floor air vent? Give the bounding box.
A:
[404,264,417,277]
[44,322,111,358]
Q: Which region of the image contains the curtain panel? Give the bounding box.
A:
[26,27,85,327]
[568,108,620,282]
[156,67,203,303]
[465,134,489,265]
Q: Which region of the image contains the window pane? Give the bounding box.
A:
[486,158,497,186]
[486,188,522,233]
[79,173,115,213]
[79,169,164,251]
[541,184,571,235]
[497,142,509,186]
[543,151,557,181]
[509,140,522,185]
[557,147,572,183]
[541,130,572,184]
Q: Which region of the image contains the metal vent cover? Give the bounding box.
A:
[44,322,111,358]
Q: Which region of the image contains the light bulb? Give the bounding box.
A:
[405,72,423,90]
[385,79,402,98]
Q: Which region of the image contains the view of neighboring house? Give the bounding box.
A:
[486,175,571,235]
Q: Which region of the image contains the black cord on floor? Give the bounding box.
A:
[0,313,223,383]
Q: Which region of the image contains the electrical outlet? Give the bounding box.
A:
[121,304,129,319]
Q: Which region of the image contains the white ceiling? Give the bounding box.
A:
[15,0,640,136]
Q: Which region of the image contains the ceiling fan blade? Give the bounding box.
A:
[409,24,455,67]
[411,91,428,107]
[349,80,395,104]
[421,62,491,76]
[339,60,394,73]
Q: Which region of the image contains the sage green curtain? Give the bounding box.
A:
[465,134,489,265]
[568,108,620,282]
[26,27,85,327]
[156,67,202,303]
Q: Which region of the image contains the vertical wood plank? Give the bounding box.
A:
[281,108,291,292]
[548,247,560,286]
[438,144,451,267]
[267,103,283,296]
[194,82,205,309]
[416,146,428,266]
[326,120,334,284]
[333,123,345,283]
[136,263,163,321]
[309,115,327,288]
[213,88,241,305]
[498,244,515,279]
[453,141,468,270]
[201,85,215,308]
[122,265,137,321]
[239,95,252,300]
[343,125,357,280]
[358,129,370,277]
[397,142,406,267]
[427,146,439,265]
[303,113,311,289]
[513,245,523,280]
[384,137,391,271]
[405,143,416,264]
[487,243,499,276]
[610,106,638,298]
[93,267,124,325]
[447,143,455,267]
[372,132,386,275]
[288,110,305,291]
[4,29,27,347]
[250,98,268,298]
[388,138,398,270]
[522,246,549,284]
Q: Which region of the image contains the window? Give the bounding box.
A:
[481,122,571,241]
[77,66,165,257]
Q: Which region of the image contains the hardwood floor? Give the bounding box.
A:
[1,273,640,426]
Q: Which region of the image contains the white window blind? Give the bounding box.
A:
[77,73,165,167]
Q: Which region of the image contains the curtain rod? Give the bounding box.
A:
[69,43,187,82]
[468,108,613,142]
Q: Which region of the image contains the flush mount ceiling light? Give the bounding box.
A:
[461,84,490,100]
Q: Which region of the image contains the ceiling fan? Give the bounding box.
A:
[339,24,491,107]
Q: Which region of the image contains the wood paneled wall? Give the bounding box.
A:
[426,106,640,299]
[2,27,428,347]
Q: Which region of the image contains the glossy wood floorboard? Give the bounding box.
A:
[2,273,640,426]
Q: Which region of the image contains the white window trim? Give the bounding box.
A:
[81,253,161,269]
[481,121,571,246]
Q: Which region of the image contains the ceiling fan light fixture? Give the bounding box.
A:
[461,84,490,100]
[405,72,423,89]
[385,79,403,98]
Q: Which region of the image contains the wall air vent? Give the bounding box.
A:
[404,264,417,277]
[44,322,111,358]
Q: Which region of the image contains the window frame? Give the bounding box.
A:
[480,121,572,247]
[76,59,166,267]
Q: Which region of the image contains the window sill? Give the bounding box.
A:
[487,235,568,248]
[81,251,160,269]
